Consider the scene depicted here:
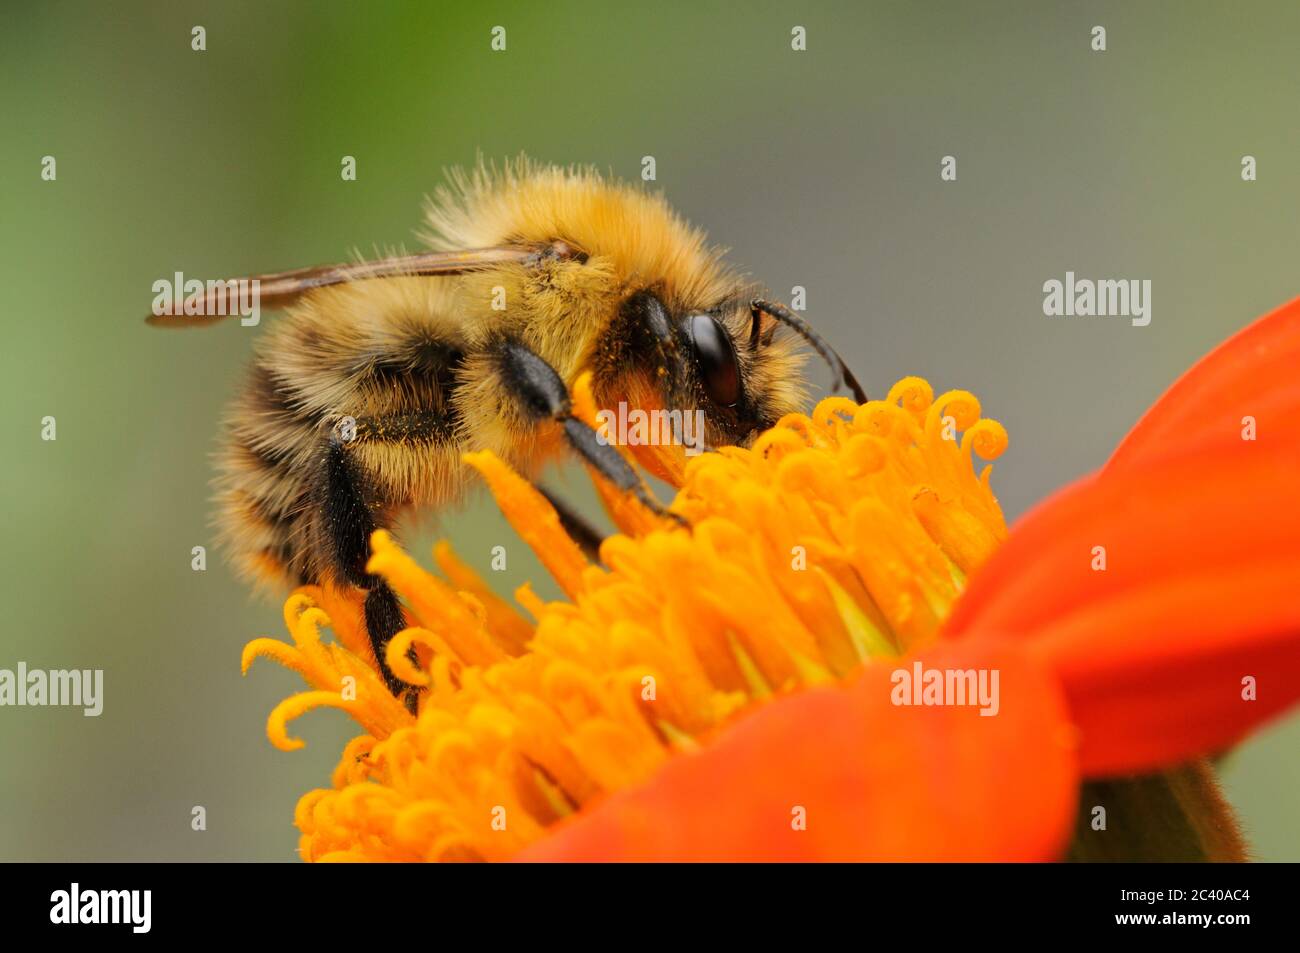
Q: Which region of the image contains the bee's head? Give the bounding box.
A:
[594,289,864,461]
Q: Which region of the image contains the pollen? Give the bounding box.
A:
[243,375,1009,861]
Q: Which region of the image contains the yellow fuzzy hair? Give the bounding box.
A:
[214,158,808,594]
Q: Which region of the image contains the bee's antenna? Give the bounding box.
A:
[751,299,867,404]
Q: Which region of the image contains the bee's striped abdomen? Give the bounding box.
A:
[213,306,471,593]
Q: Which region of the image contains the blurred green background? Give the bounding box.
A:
[1,1,1296,861]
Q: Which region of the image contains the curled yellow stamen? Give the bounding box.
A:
[266,691,368,752]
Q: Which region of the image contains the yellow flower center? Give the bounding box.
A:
[243,375,1009,861]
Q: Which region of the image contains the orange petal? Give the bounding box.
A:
[1107,296,1300,472]
[944,447,1300,777]
[517,644,1077,861]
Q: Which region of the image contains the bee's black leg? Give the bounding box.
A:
[363,584,415,708]
[536,485,608,562]
[321,433,419,710]
[495,339,684,526]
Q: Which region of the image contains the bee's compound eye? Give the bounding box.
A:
[687,313,740,408]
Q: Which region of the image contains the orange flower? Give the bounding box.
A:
[244,297,1300,862]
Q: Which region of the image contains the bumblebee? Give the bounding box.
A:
[149,160,864,699]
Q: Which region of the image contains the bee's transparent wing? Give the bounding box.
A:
[145,241,583,327]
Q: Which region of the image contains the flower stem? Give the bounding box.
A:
[1067,760,1246,862]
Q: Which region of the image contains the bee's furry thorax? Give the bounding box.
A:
[214,159,807,593]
